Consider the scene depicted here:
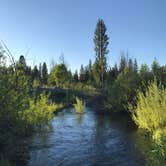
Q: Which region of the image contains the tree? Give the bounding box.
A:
[32,65,40,88]
[17,55,26,70]
[79,64,85,82]
[49,63,68,87]
[134,58,138,72]
[106,68,140,112]
[128,58,133,71]
[119,54,127,72]
[73,70,79,82]
[87,59,93,83]
[151,59,161,83]
[108,63,119,83]
[93,19,109,88]
[39,63,42,85]
[32,65,39,80]
[42,62,48,85]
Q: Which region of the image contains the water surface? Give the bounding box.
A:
[28,107,144,166]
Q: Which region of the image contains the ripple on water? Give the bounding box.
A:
[28,107,144,166]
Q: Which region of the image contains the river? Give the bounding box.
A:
[27,107,144,166]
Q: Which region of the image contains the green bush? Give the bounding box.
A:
[129,80,166,165]
[105,68,140,112]
[130,80,166,136]
[73,97,85,114]
[20,94,64,126]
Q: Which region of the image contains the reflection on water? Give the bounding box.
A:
[76,114,83,124]
[28,107,145,166]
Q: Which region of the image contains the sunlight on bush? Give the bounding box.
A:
[20,94,64,126]
[130,80,166,135]
[73,97,85,114]
[129,80,166,165]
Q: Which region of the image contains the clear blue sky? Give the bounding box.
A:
[0,0,166,71]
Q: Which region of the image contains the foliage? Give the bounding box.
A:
[73,97,85,114]
[129,80,166,165]
[79,64,86,82]
[48,63,70,87]
[106,67,140,112]
[93,19,109,88]
[42,62,48,85]
[130,80,166,135]
[0,52,64,164]
[73,70,79,82]
[72,82,96,95]
[20,94,63,126]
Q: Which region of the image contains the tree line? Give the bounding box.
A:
[0,18,166,165]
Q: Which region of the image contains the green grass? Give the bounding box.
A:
[73,97,85,114]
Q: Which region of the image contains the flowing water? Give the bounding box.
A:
[28,107,144,166]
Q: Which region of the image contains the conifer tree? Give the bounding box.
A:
[73,70,79,82]
[134,59,138,72]
[93,19,109,88]
[42,62,48,85]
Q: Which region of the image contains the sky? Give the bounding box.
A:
[0,0,166,71]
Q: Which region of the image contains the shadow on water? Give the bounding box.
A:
[24,107,146,166]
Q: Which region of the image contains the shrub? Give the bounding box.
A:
[129,80,166,136]
[106,68,140,112]
[20,94,64,126]
[129,80,166,165]
[73,97,85,114]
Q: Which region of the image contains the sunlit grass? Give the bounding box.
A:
[73,97,85,114]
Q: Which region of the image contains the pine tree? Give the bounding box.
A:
[39,63,42,85]
[119,54,127,72]
[88,59,93,82]
[134,59,138,73]
[32,65,40,88]
[17,55,26,71]
[93,19,109,88]
[128,58,133,71]
[79,64,85,82]
[73,70,79,82]
[84,66,89,82]
[42,62,48,85]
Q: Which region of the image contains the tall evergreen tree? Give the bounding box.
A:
[152,59,160,76]
[134,58,138,73]
[128,58,133,71]
[79,64,85,82]
[17,55,27,71]
[84,66,89,82]
[88,59,93,82]
[42,62,48,85]
[93,19,109,88]
[39,63,42,85]
[73,70,79,82]
[119,54,127,72]
[32,65,39,81]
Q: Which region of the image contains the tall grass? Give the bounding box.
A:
[73,97,85,114]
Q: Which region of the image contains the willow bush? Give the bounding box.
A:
[20,94,64,126]
[129,80,166,165]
